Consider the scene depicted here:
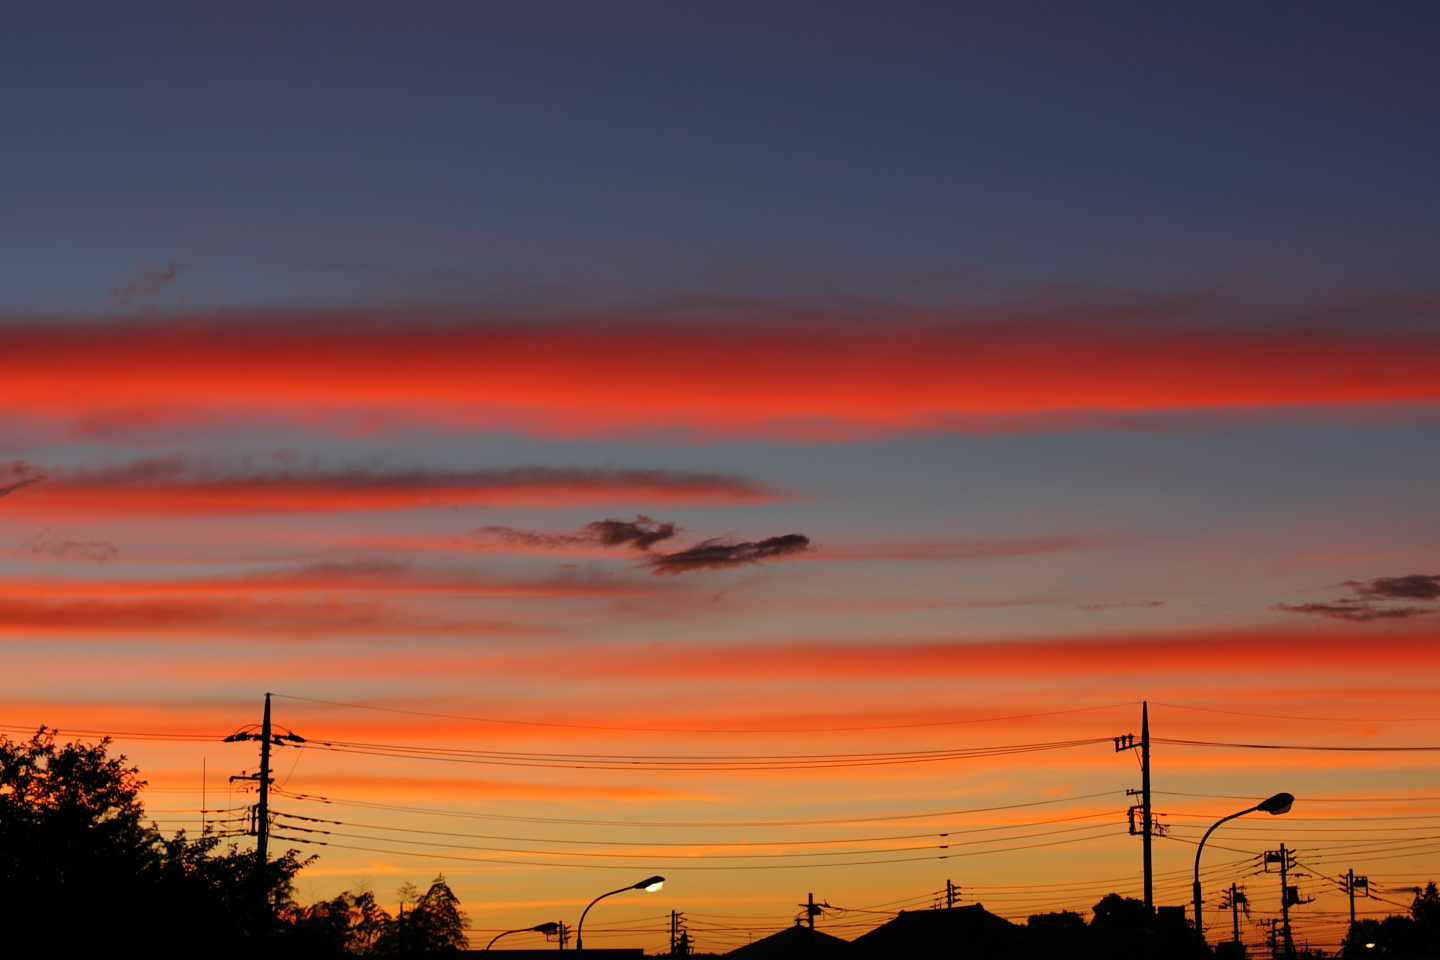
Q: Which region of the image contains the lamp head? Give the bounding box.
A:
[636,876,665,892]
[533,923,561,935]
[1258,792,1294,815]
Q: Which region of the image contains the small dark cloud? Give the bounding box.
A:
[20,530,118,563]
[1076,601,1164,612]
[645,534,811,575]
[111,261,183,310]
[583,516,677,550]
[0,461,45,498]
[477,526,585,549]
[478,515,678,551]
[478,518,809,575]
[1278,572,1440,622]
[1273,601,1432,622]
[1349,574,1440,601]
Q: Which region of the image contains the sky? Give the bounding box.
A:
[4,2,1440,952]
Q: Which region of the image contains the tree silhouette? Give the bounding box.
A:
[284,888,394,954]
[375,875,470,954]
[0,728,314,956]
[0,728,161,949]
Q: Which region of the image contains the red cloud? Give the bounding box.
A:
[0,594,544,639]
[0,562,650,598]
[3,311,1438,440]
[482,628,1440,683]
[0,455,773,517]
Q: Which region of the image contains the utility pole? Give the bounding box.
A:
[256,693,272,865]
[558,921,570,950]
[670,911,690,957]
[225,693,305,878]
[1264,844,1304,960]
[1346,870,1369,927]
[806,893,817,929]
[946,880,958,909]
[1280,847,1293,960]
[1220,883,1247,945]
[1114,701,1153,909]
[1141,702,1152,910]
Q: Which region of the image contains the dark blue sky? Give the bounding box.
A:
[5,1,1439,313]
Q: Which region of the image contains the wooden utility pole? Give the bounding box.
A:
[1280,845,1294,960]
[1265,844,1299,960]
[226,693,305,881]
[257,694,272,863]
[669,911,691,956]
[1141,702,1153,909]
[1114,702,1154,909]
[1344,869,1368,927]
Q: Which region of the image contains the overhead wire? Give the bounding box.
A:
[271,693,1134,734]
[301,735,1114,771]
[274,786,1123,827]
[1155,737,1440,752]
[268,826,1122,871]
[271,807,1125,850]
[1150,701,1440,724]
[1156,790,1440,804]
[267,815,1123,860]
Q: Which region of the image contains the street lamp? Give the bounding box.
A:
[487,922,561,951]
[577,876,665,951]
[1193,793,1293,940]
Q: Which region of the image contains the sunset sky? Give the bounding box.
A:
[5,3,1440,952]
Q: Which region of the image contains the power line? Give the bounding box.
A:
[2,719,1116,770]
[1150,701,1440,724]
[302,736,1114,771]
[272,807,1123,849]
[270,828,1121,871]
[0,722,219,742]
[1156,790,1440,804]
[271,693,1134,734]
[276,787,1122,827]
[1155,737,1440,752]
[268,817,1121,860]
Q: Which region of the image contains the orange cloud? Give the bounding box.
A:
[2,311,1438,440]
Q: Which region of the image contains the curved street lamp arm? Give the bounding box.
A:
[1193,805,1259,884]
[1193,804,1259,938]
[487,929,524,951]
[577,885,636,951]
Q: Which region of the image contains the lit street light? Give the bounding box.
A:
[577,876,665,951]
[1193,793,1294,940]
[487,922,562,951]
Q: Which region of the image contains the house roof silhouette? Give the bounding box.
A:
[724,921,855,960]
[849,904,1018,960]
